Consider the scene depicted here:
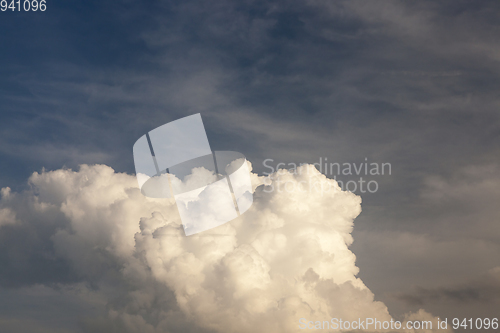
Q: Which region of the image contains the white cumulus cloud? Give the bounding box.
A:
[0,163,447,333]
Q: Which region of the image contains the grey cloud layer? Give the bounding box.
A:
[397,267,500,306]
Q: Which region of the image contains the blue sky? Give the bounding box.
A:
[2,0,497,188]
[1,0,500,332]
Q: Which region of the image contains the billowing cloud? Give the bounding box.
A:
[0,163,446,332]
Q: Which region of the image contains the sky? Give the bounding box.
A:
[1,0,500,332]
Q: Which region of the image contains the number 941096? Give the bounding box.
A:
[1,0,46,11]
